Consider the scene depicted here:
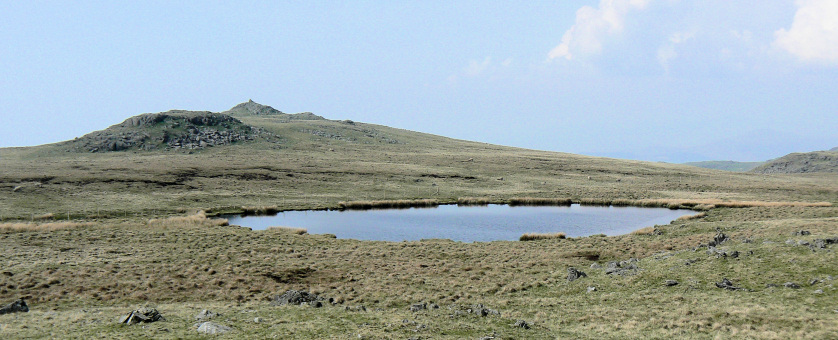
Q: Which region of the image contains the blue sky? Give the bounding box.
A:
[1,1,836,162]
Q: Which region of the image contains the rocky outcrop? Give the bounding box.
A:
[67,111,265,153]
[0,298,28,315]
[752,150,838,174]
[270,290,324,306]
[567,267,587,281]
[120,307,164,324]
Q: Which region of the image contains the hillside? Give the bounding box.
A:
[751,149,838,174]
[1,101,838,338]
[683,160,764,172]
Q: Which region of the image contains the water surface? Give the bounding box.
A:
[226,204,690,242]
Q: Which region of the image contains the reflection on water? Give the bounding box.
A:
[225,204,690,242]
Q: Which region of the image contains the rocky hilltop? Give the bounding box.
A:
[65,110,263,153]
[223,99,325,121]
[751,149,838,174]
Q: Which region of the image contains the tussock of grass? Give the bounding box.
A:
[147,211,229,227]
[0,221,95,232]
[241,205,279,215]
[338,199,439,210]
[456,197,494,206]
[33,213,55,220]
[519,232,566,241]
[509,197,572,206]
[266,226,308,235]
[576,198,831,210]
[630,226,656,235]
[676,212,707,221]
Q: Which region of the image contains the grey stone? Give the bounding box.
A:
[120,307,164,325]
[194,309,219,321]
[587,286,597,293]
[409,303,427,312]
[664,280,679,286]
[793,230,811,236]
[271,290,322,306]
[0,299,28,315]
[814,289,824,294]
[513,320,530,329]
[196,321,232,334]
[254,317,263,323]
[715,278,742,291]
[590,263,602,269]
[784,282,801,289]
[567,267,587,282]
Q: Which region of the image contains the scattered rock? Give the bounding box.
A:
[587,286,597,293]
[813,238,838,249]
[784,282,801,289]
[254,317,263,323]
[120,307,164,325]
[472,304,500,317]
[194,309,219,321]
[0,298,28,315]
[567,267,587,282]
[605,259,639,276]
[590,263,602,269]
[810,279,820,286]
[429,303,440,309]
[196,321,232,334]
[513,320,530,329]
[664,280,679,287]
[345,305,367,312]
[270,290,323,306]
[708,230,729,247]
[715,278,742,291]
[409,303,427,312]
[815,289,824,294]
[793,230,811,236]
[765,283,780,288]
[311,301,323,308]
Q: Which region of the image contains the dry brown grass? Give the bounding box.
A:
[630,226,656,235]
[266,226,308,235]
[509,197,572,206]
[456,197,495,206]
[576,198,831,210]
[519,232,566,241]
[676,212,707,221]
[241,205,279,215]
[0,221,95,232]
[147,211,229,227]
[338,199,439,210]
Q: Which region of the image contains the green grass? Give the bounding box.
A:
[1,110,837,338]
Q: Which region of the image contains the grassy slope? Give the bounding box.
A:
[684,160,765,172]
[752,150,838,174]
[1,113,838,338]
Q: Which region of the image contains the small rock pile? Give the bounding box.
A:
[270,290,329,307]
[120,307,164,324]
[0,298,28,315]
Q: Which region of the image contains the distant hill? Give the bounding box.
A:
[683,161,765,172]
[751,148,838,174]
[223,99,324,121]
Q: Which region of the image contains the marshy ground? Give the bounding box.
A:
[1,114,837,338]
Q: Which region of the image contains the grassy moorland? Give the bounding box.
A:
[1,106,837,338]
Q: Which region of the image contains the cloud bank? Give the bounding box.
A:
[774,0,838,64]
[548,0,652,60]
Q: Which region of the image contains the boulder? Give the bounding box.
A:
[120,307,164,324]
[195,309,219,321]
[270,290,322,306]
[715,278,742,291]
[0,298,28,315]
[567,267,587,282]
[196,321,232,334]
[513,320,531,329]
[664,280,679,287]
[409,302,427,312]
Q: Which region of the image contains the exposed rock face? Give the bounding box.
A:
[0,298,28,315]
[715,278,742,291]
[67,111,264,153]
[752,151,838,173]
[270,290,323,306]
[120,307,164,324]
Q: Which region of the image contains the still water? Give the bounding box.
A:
[225,204,690,242]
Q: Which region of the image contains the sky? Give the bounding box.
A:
[1,0,836,162]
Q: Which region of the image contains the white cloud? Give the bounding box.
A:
[657,30,695,72]
[464,57,492,77]
[549,0,652,60]
[773,0,838,64]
